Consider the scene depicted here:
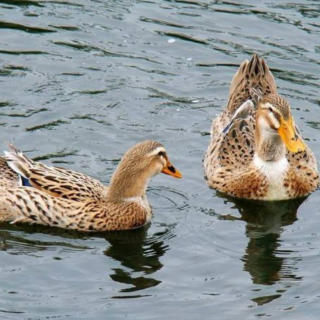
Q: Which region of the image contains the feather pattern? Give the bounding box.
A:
[0,187,147,231]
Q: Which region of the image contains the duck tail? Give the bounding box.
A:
[227,53,277,115]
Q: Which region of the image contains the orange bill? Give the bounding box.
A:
[161,159,182,178]
[278,116,305,153]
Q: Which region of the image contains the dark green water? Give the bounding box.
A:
[0,0,320,319]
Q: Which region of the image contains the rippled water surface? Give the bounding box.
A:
[1,0,320,319]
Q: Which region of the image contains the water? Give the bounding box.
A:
[0,0,320,319]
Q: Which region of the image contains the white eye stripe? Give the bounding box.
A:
[147,147,166,157]
[261,102,274,111]
[261,103,280,129]
[269,112,280,129]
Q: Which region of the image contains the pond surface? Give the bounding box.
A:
[0,0,320,319]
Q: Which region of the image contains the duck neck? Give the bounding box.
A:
[255,125,286,162]
[107,165,150,203]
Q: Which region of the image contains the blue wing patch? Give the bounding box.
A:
[21,175,32,187]
[222,122,232,134]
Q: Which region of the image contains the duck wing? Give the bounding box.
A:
[205,100,256,173]
[4,144,107,202]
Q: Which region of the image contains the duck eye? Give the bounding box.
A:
[269,107,273,113]
[158,151,165,157]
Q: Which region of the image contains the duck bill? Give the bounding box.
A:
[278,116,305,153]
[161,159,182,178]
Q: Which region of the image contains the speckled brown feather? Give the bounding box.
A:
[205,54,319,200]
[211,54,277,137]
[0,157,19,188]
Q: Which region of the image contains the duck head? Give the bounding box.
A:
[108,141,181,201]
[255,94,305,161]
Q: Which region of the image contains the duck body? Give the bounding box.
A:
[0,141,181,231]
[204,54,319,200]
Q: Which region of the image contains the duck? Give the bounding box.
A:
[0,141,182,231]
[204,54,319,200]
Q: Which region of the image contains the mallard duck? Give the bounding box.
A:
[204,54,319,200]
[0,141,182,231]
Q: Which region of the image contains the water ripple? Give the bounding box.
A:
[26,119,70,132]
[0,20,56,33]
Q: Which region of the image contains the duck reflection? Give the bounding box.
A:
[103,225,167,293]
[218,194,306,285]
[0,223,168,294]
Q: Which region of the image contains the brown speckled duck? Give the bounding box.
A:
[0,141,181,231]
[204,54,319,200]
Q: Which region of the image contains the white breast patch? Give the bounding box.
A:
[125,196,152,222]
[253,155,290,200]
